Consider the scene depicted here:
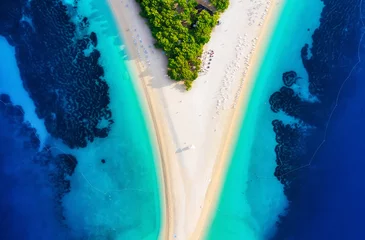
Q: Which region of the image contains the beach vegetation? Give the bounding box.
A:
[135,0,228,89]
[184,80,193,91]
[210,0,229,11]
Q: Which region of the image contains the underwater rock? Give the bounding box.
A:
[282,71,299,87]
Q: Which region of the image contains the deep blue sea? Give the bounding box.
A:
[2,0,365,239]
[273,0,365,238]
[208,0,365,239]
[0,0,161,239]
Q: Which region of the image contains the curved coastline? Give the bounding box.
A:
[206,0,325,238]
[107,0,286,239]
[106,0,174,238]
[121,31,174,240]
[194,1,287,239]
[0,0,162,238]
[125,56,173,240]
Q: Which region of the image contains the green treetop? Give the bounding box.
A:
[136,0,229,90]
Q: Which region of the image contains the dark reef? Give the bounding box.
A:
[0,93,40,149]
[270,0,363,193]
[0,0,114,237]
[0,94,78,225]
[0,0,113,148]
[269,0,365,239]
[34,149,78,221]
[272,119,308,185]
[282,71,300,87]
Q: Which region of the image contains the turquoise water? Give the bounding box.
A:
[0,0,161,239]
[206,1,324,239]
[61,0,162,238]
[0,36,48,149]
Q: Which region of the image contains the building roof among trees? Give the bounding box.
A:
[195,0,216,15]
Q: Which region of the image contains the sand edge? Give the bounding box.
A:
[106,0,286,239]
[106,1,175,238]
[190,1,287,239]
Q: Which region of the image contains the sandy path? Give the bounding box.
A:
[107,0,284,239]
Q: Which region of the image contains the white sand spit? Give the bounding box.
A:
[107,0,284,239]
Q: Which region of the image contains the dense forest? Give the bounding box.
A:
[136,0,229,90]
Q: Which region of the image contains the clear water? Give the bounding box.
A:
[0,36,48,149]
[0,0,161,239]
[206,0,324,239]
[61,1,161,238]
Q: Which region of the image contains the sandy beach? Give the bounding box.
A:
[107,0,284,239]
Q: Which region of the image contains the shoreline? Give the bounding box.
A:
[124,60,172,239]
[107,0,285,239]
[191,0,287,238]
[106,1,174,238]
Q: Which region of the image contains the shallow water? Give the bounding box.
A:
[209,0,365,239]
[206,0,326,239]
[0,0,161,239]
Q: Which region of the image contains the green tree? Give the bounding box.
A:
[135,0,229,89]
[210,0,229,11]
[184,80,193,91]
